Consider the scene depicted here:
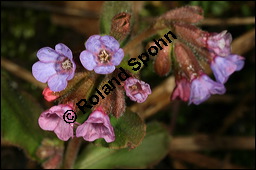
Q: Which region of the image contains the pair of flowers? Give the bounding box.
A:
[38,104,115,142]
[171,30,245,105]
[33,35,152,142]
[32,35,125,92]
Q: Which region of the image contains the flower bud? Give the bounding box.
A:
[42,87,59,102]
[110,12,131,41]
[172,22,208,49]
[153,42,172,76]
[174,42,202,80]
[163,6,204,24]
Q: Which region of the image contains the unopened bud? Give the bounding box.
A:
[42,87,59,102]
[110,12,131,41]
[153,42,172,76]
[172,22,208,49]
[163,6,204,24]
[174,42,202,80]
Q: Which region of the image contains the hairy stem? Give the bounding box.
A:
[62,137,82,169]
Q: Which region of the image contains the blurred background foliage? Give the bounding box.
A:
[1,1,255,169]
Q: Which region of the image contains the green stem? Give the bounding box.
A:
[62,137,82,169]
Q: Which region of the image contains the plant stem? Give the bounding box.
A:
[62,137,83,169]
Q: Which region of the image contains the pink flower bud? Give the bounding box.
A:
[42,87,59,102]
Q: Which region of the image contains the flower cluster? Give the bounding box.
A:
[33,35,152,142]
[169,11,245,105]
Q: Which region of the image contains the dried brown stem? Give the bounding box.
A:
[169,151,246,169]
[200,17,255,26]
[170,135,255,151]
[1,57,46,89]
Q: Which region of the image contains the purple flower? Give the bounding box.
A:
[171,77,191,102]
[32,43,76,92]
[79,35,124,74]
[207,30,232,57]
[189,74,226,105]
[38,104,74,141]
[226,54,245,71]
[76,107,115,143]
[124,77,152,103]
[211,54,245,84]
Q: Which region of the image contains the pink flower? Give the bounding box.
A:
[124,77,152,103]
[42,87,59,102]
[76,107,115,143]
[171,77,191,102]
[38,104,74,141]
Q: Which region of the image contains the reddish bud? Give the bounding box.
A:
[110,12,131,41]
[153,42,172,76]
[172,22,208,49]
[42,87,59,102]
[174,42,202,80]
[163,6,204,24]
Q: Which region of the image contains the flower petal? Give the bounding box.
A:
[79,51,97,71]
[226,54,245,71]
[55,43,73,59]
[37,47,59,62]
[32,62,56,83]
[85,35,102,53]
[211,56,237,84]
[48,74,69,92]
[94,65,115,74]
[38,111,59,131]
[111,48,124,66]
[100,35,120,52]
[54,119,73,141]
[189,74,225,105]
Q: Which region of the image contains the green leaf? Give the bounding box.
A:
[100,1,133,34]
[75,122,170,169]
[94,109,146,149]
[1,71,58,161]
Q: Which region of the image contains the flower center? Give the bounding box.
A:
[98,50,111,63]
[129,82,142,91]
[61,59,73,70]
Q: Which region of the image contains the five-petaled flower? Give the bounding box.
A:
[32,43,76,92]
[124,77,152,103]
[79,35,124,74]
[76,107,115,143]
[38,104,75,141]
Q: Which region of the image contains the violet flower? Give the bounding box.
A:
[38,104,75,141]
[171,77,191,102]
[211,54,245,84]
[76,107,115,143]
[189,74,226,105]
[226,54,245,71]
[79,35,124,74]
[124,77,152,103]
[206,30,232,57]
[32,43,76,92]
